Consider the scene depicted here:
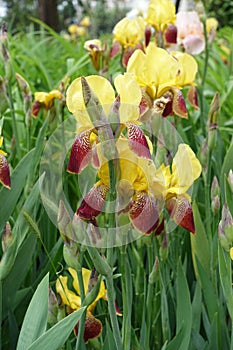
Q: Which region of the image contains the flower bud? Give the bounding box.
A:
[207,92,220,151]
[149,256,160,284]
[16,73,32,126]
[159,233,168,261]
[219,203,233,245]
[227,169,233,193]
[2,221,12,253]
[47,287,58,325]
[211,176,220,214]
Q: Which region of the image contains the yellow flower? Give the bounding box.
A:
[56,267,107,343]
[171,51,198,88]
[80,16,90,27]
[113,16,146,48]
[77,138,160,235]
[127,42,180,99]
[32,89,62,117]
[146,0,176,32]
[151,144,202,232]
[206,18,218,33]
[84,39,103,71]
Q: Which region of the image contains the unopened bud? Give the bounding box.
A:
[211,195,220,215]
[2,221,12,253]
[16,73,32,126]
[88,267,98,292]
[149,256,160,284]
[228,169,233,193]
[219,203,233,243]
[211,176,220,199]
[48,287,58,325]
[159,233,168,261]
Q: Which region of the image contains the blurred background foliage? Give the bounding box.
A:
[0,0,232,37]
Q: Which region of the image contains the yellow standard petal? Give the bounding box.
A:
[127,43,180,99]
[66,75,115,129]
[146,0,176,31]
[113,16,145,48]
[56,275,82,309]
[114,73,142,123]
[171,51,198,87]
[170,143,202,195]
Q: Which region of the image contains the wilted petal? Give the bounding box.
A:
[74,311,102,343]
[0,153,11,189]
[129,191,159,234]
[77,182,108,220]
[67,130,92,174]
[187,85,199,109]
[166,196,195,233]
[127,123,151,159]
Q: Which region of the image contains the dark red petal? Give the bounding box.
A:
[187,85,199,109]
[166,196,195,233]
[122,43,144,68]
[77,183,108,220]
[154,218,165,236]
[127,123,152,159]
[164,24,177,44]
[129,192,159,234]
[110,40,121,58]
[171,88,188,119]
[145,26,152,47]
[0,154,11,189]
[67,130,92,174]
[139,91,153,120]
[32,100,41,118]
[74,312,102,343]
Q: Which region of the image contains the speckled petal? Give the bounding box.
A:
[67,130,92,174]
[166,196,195,233]
[77,183,108,220]
[129,191,159,234]
[74,311,102,343]
[127,123,152,159]
[0,153,11,189]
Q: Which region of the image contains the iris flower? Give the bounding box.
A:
[151,144,202,232]
[0,132,10,189]
[76,138,160,235]
[84,39,103,71]
[146,0,176,32]
[127,43,198,118]
[32,89,62,117]
[56,267,107,343]
[66,74,151,175]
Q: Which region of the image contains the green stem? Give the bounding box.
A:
[120,245,132,350]
[146,237,154,348]
[75,252,86,350]
[7,83,21,160]
[106,275,123,350]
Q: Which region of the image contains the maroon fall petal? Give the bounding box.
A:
[187,85,199,109]
[129,192,160,234]
[127,123,152,159]
[0,153,11,189]
[145,25,152,47]
[166,196,195,233]
[171,88,188,119]
[110,40,121,58]
[74,312,102,343]
[77,183,108,220]
[164,24,177,44]
[32,100,41,118]
[67,130,92,174]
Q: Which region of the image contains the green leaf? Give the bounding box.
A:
[190,202,211,278]
[218,244,233,321]
[27,307,86,350]
[191,281,202,333]
[165,261,192,350]
[103,321,118,350]
[0,148,35,233]
[16,274,49,350]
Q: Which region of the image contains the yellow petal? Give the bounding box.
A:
[114,73,141,123]
[56,276,82,309]
[170,143,202,194]
[171,51,198,87]
[146,0,176,31]
[66,75,115,129]
[230,247,233,261]
[113,16,145,48]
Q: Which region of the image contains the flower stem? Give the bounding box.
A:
[7,83,21,160]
